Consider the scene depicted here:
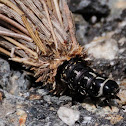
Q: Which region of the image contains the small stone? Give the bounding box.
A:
[117,88,126,105]
[37,89,48,96]
[57,106,80,126]
[82,116,92,124]
[17,109,27,126]
[82,103,119,117]
[91,16,97,24]
[85,37,119,60]
[82,103,97,113]
[29,94,41,100]
[43,95,51,103]
[105,114,123,125]
[96,106,119,117]
[0,119,8,126]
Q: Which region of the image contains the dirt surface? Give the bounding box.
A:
[0,0,126,126]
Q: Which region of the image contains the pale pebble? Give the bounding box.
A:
[57,106,80,126]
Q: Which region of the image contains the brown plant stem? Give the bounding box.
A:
[0,30,32,42]
[53,0,63,27]
[41,0,58,51]
[0,47,12,57]
[10,57,38,66]
[63,1,77,47]
[3,36,38,58]
[0,13,29,36]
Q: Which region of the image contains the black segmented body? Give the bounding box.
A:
[56,57,120,104]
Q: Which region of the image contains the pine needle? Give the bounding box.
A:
[0,47,13,57]
[10,57,39,66]
[0,13,29,35]
[53,0,63,27]
[41,0,58,51]
[0,30,32,42]
[63,1,78,47]
[22,15,47,55]
[3,36,38,58]
[0,0,24,16]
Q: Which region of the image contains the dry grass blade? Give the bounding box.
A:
[18,0,51,38]
[10,57,39,66]
[46,0,52,10]
[22,15,47,54]
[0,0,24,15]
[0,30,32,42]
[0,13,29,35]
[41,0,58,51]
[53,0,63,27]
[3,36,38,58]
[0,47,13,57]
[63,1,78,47]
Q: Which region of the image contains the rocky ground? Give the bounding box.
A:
[0,0,126,126]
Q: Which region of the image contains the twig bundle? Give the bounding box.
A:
[0,0,85,91]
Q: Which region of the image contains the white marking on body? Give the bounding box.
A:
[89,72,97,77]
[61,78,67,83]
[68,83,75,90]
[93,82,96,85]
[68,84,72,89]
[80,86,85,89]
[100,97,106,101]
[79,88,86,95]
[65,65,68,70]
[74,70,81,77]
[70,80,73,83]
[96,78,110,97]
[96,77,105,80]
[69,66,72,70]
[60,91,64,95]
[80,91,85,95]
[84,76,90,81]
[90,86,92,89]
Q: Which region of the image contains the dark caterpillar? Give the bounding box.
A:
[56,57,120,106]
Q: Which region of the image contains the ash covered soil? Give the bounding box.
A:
[0,0,126,126]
